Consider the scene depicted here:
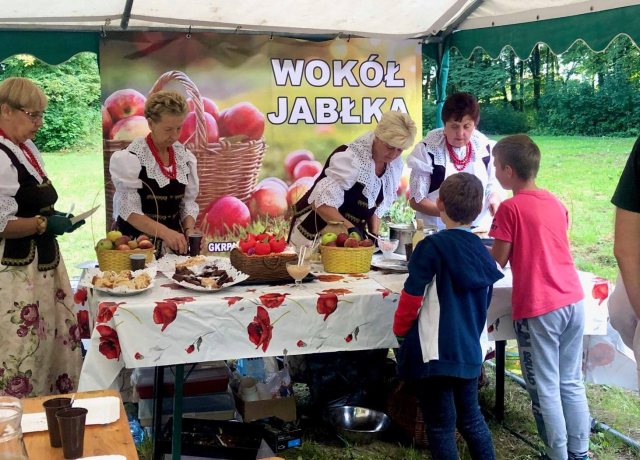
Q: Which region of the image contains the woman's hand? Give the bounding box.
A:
[162,228,188,255]
[487,193,502,217]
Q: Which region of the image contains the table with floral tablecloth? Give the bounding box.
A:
[77,265,615,392]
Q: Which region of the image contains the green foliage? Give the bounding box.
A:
[0,53,101,151]
[478,103,530,135]
[422,99,437,134]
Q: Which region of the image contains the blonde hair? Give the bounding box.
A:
[374,110,417,151]
[144,90,189,123]
[0,77,47,111]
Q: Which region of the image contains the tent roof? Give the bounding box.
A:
[2,0,638,40]
[2,0,640,64]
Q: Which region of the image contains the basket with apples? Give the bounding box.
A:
[319,231,375,274]
[229,232,298,282]
[95,230,155,272]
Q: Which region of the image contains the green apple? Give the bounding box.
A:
[96,238,114,250]
[321,232,338,245]
[348,231,361,242]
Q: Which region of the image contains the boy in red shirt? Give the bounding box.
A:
[489,135,590,460]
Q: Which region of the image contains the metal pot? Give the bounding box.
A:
[388,223,415,255]
[324,406,391,445]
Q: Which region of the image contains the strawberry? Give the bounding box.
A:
[269,237,286,253]
[238,236,256,254]
[246,233,257,241]
[255,237,272,255]
[256,233,270,241]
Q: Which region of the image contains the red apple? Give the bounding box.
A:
[218,109,230,137]
[248,188,288,219]
[287,178,314,206]
[105,89,146,122]
[116,244,131,251]
[187,97,220,121]
[110,116,151,141]
[257,177,289,195]
[205,195,251,237]
[325,241,337,247]
[336,233,349,247]
[102,105,112,137]
[219,102,265,141]
[293,160,323,180]
[344,238,359,248]
[115,236,130,246]
[284,150,315,179]
[137,234,150,243]
[139,240,154,249]
[179,111,219,144]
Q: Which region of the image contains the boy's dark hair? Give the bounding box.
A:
[493,134,541,180]
[439,173,483,224]
[441,92,480,125]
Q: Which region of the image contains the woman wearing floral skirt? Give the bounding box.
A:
[0,77,84,397]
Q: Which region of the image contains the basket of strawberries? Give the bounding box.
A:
[229,231,298,282]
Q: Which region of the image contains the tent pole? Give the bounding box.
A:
[120,0,135,30]
[435,36,450,129]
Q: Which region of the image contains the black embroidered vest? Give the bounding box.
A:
[116,154,186,254]
[0,143,60,271]
[288,145,383,242]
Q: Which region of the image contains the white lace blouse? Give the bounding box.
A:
[307,131,403,218]
[407,128,502,204]
[109,137,199,223]
[0,136,46,232]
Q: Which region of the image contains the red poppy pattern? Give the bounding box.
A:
[97,302,125,323]
[316,293,339,321]
[76,310,90,339]
[223,296,243,306]
[247,306,273,352]
[322,288,352,296]
[316,274,344,282]
[376,289,391,299]
[97,325,121,361]
[591,279,609,306]
[259,293,290,308]
[153,301,178,332]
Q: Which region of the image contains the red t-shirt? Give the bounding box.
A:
[489,189,584,320]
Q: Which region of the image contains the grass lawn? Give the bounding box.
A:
[46,135,639,458]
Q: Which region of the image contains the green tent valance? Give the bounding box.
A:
[0,31,99,65]
[446,4,640,59]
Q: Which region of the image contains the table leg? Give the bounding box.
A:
[495,340,506,423]
[172,364,184,460]
[152,366,165,460]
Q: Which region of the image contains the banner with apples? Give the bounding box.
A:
[100,32,422,246]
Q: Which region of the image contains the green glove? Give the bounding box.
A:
[45,215,73,236]
[66,219,85,233]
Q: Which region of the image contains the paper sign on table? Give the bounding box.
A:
[21,396,120,433]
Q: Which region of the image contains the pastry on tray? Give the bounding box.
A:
[91,270,152,291]
[172,264,234,290]
[175,256,206,269]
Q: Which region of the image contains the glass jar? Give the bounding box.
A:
[0,397,29,459]
[320,221,348,236]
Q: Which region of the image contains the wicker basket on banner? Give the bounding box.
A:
[92,181,157,272]
[102,70,266,231]
[387,380,461,448]
[319,245,374,274]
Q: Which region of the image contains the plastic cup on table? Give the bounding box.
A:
[129,253,146,271]
[56,407,88,459]
[42,397,72,447]
[188,233,203,257]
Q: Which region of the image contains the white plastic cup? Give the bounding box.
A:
[240,377,259,402]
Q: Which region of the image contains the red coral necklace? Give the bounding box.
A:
[0,128,45,178]
[146,134,176,180]
[445,138,472,172]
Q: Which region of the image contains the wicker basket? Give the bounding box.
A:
[92,181,157,272]
[102,70,266,231]
[229,248,297,282]
[319,245,374,274]
[387,380,461,448]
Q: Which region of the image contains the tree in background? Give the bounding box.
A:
[0,53,101,151]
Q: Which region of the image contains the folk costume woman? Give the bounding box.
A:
[289,110,417,245]
[408,92,505,231]
[110,91,199,255]
[0,77,84,398]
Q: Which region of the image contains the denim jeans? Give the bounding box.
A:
[514,301,591,460]
[418,376,495,460]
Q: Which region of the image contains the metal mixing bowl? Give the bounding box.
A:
[324,406,391,445]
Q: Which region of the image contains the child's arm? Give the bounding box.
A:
[491,239,512,268]
[393,239,436,338]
